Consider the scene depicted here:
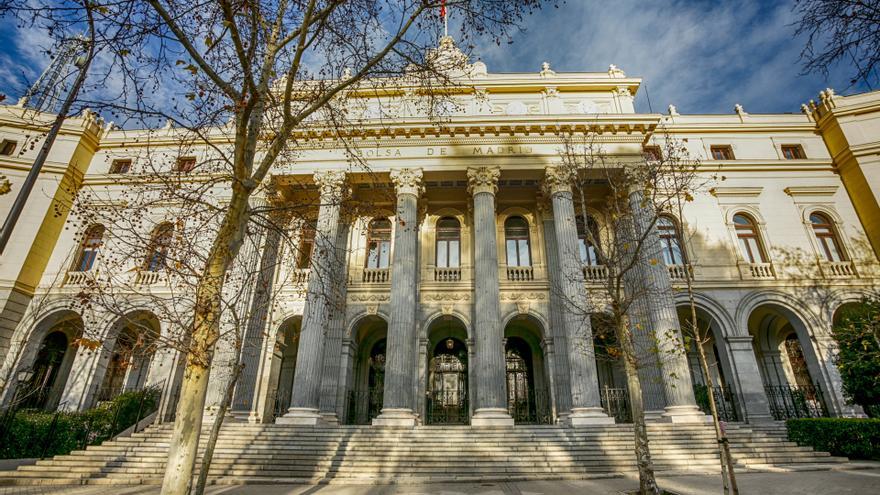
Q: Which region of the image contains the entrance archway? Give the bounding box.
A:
[15,313,82,410]
[749,304,828,418]
[676,306,740,420]
[426,316,469,425]
[503,315,551,424]
[96,312,159,402]
[268,316,301,419]
[346,315,387,424]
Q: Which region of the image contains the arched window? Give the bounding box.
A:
[658,215,686,265]
[733,213,766,263]
[144,223,173,272]
[296,223,316,269]
[365,218,392,269]
[810,212,845,262]
[435,217,461,268]
[73,224,105,272]
[576,215,601,265]
[505,216,531,267]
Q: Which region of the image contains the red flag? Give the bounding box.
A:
[440,0,446,18]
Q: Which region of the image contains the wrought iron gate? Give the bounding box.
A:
[426,351,468,424]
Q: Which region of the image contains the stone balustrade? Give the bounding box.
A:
[433,267,462,282]
[506,266,534,281]
[820,260,857,278]
[582,264,608,282]
[362,268,390,284]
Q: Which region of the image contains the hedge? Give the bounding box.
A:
[0,387,158,460]
[786,418,880,460]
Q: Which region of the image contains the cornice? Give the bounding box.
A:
[784,186,838,197]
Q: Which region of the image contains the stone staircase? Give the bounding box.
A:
[0,422,847,485]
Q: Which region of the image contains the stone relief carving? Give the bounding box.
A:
[500,292,546,301]
[423,293,471,302]
[349,294,390,302]
[505,101,528,115]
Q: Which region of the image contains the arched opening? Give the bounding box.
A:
[503,315,551,424]
[268,316,301,419]
[810,212,846,262]
[504,216,531,267]
[72,224,105,272]
[749,304,828,419]
[346,315,387,424]
[733,213,768,263]
[425,316,469,425]
[591,313,630,422]
[676,306,740,420]
[15,314,82,411]
[96,312,159,402]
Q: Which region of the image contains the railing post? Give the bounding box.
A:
[40,410,61,459]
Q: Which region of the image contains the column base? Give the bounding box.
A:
[555,411,571,426]
[660,405,711,423]
[276,407,325,426]
[569,407,615,427]
[372,408,418,427]
[644,409,666,422]
[471,408,514,427]
[320,412,340,425]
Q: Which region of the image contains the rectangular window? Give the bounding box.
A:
[710,146,734,160]
[109,159,132,174]
[781,145,805,160]
[175,157,196,173]
[0,140,17,156]
[643,146,661,161]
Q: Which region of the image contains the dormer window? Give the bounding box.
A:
[710,146,734,160]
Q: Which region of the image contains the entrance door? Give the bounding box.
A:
[427,338,468,424]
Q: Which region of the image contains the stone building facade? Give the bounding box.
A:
[1,41,879,427]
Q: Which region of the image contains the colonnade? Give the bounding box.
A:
[277,166,705,427]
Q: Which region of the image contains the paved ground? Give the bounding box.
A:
[2,468,880,495]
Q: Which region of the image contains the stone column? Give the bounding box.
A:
[544,167,612,426]
[318,224,351,424]
[374,168,423,427]
[467,166,514,427]
[540,206,573,421]
[725,336,774,422]
[627,187,705,423]
[278,170,345,425]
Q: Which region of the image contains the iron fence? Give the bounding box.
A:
[600,387,632,423]
[508,388,553,424]
[344,390,383,425]
[694,384,740,422]
[426,390,469,425]
[764,384,828,420]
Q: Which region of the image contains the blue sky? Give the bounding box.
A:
[0,0,872,116]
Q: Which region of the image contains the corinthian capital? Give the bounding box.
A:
[314,170,346,200]
[543,165,575,196]
[467,166,501,195]
[390,168,424,197]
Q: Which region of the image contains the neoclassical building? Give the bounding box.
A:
[1,39,879,428]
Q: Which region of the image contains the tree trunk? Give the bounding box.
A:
[617,313,661,495]
[194,362,242,495]
[160,190,252,495]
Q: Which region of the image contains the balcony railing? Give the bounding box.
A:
[434,267,461,282]
[134,270,166,286]
[582,264,608,282]
[506,266,534,282]
[666,264,693,281]
[819,260,856,278]
[745,262,775,279]
[64,270,94,286]
[362,267,390,284]
[292,268,310,285]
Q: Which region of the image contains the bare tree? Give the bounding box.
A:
[794,0,880,87]
[2,2,548,493]
[556,133,705,495]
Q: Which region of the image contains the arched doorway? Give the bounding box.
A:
[269,316,301,419]
[676,306,739,421]
[426,316,469,425]
[749,304,828,419]
[96,312,159,402]
[503,315,551,424]
[591,313,630,422]
[15,313,82,411]
[346,315,387,424]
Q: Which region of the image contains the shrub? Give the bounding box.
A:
[0,386,159,459]
[832,298,880,416]
[786,418,880,460]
